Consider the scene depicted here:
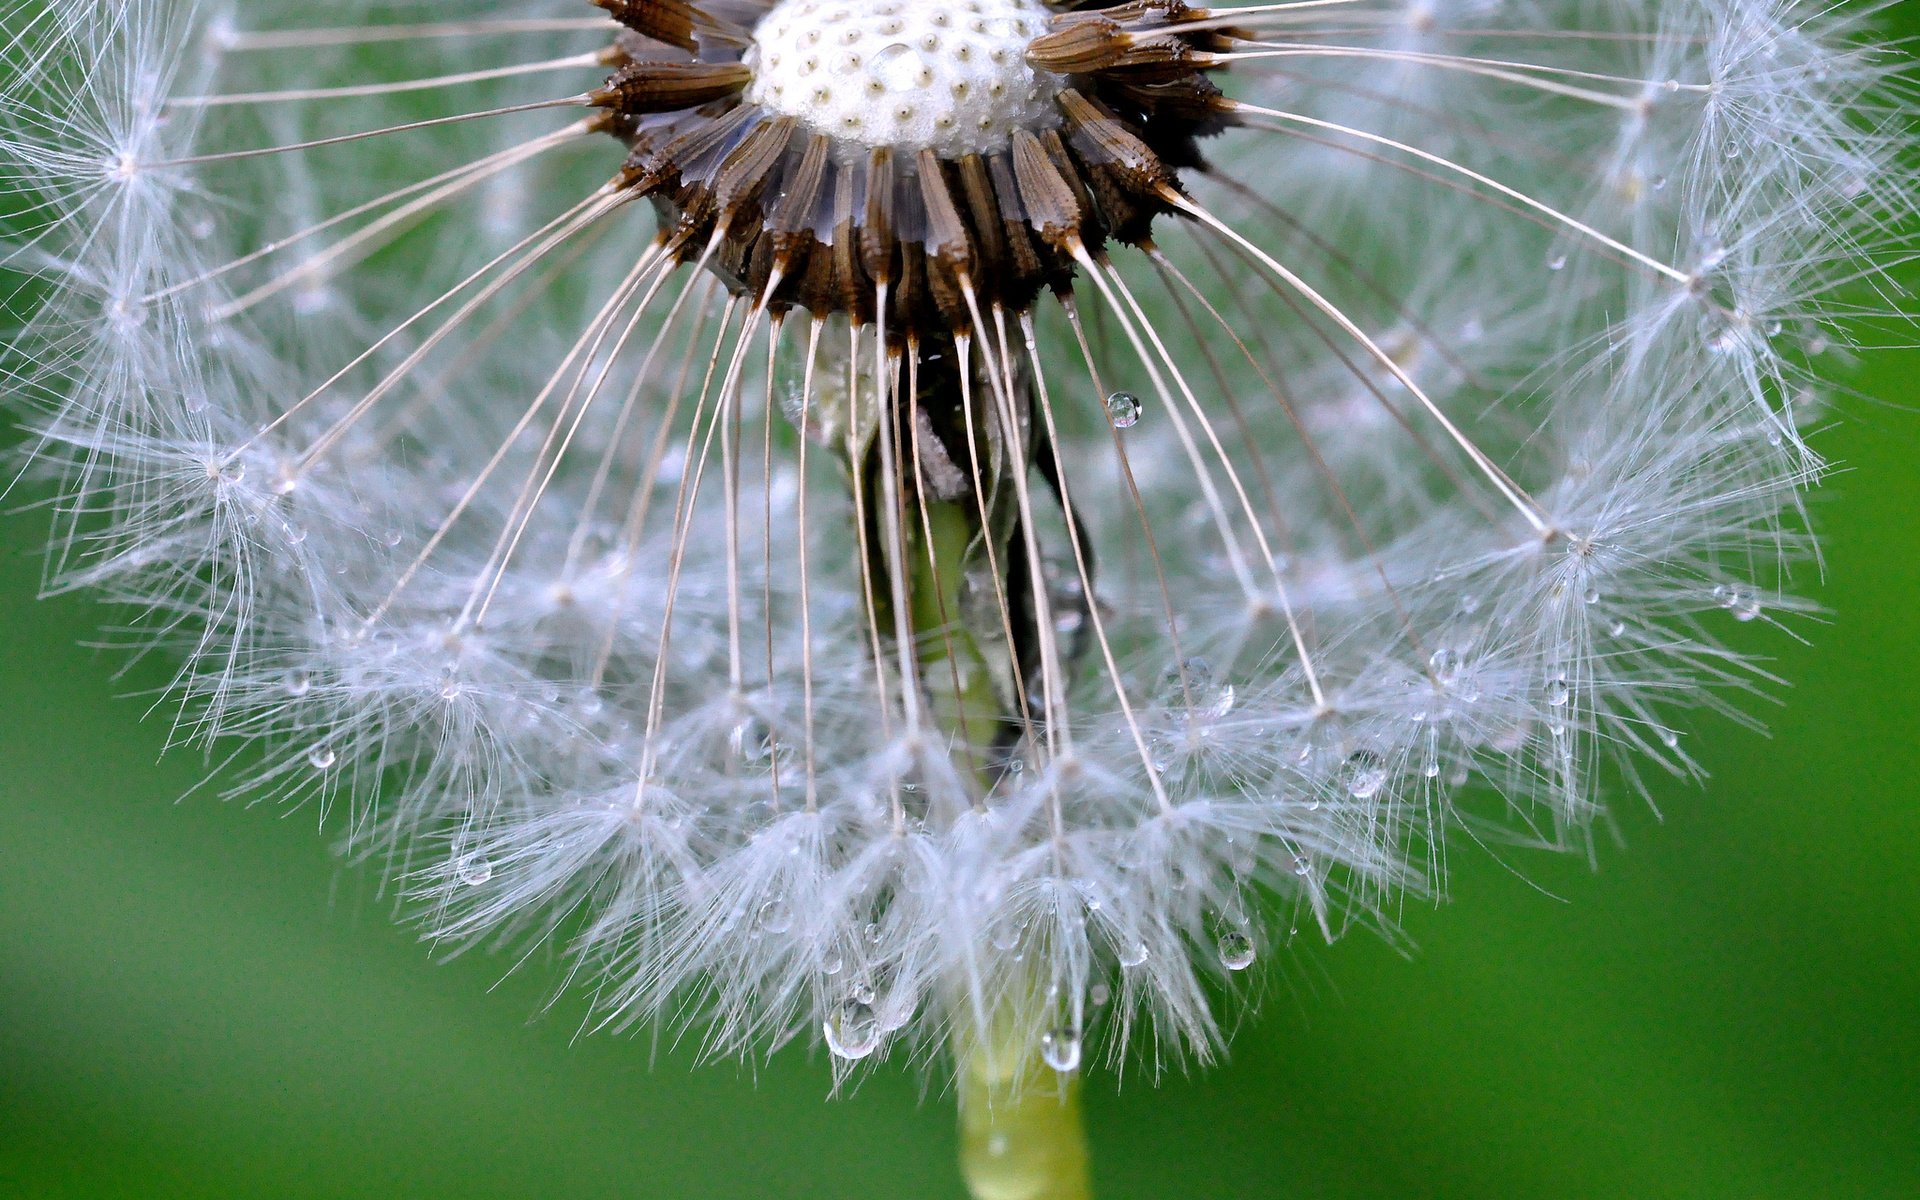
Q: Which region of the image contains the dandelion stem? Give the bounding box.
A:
[956,1011,1094,1200]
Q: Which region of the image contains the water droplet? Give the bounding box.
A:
[870,41,925,92]
[1089,982,1111,1007]
[1658,727,1680,749]
[1608,619,1628,638]
[1041,1026,1082,1073]
[1428,647,1460,683]
[284,670,312,698]
[457,852,493,887]
[1583,586,1601,605]
[822,948,845,976]
[730,716,774,763]
[1105,391,1142,428]
[1345,754,1387,799]
[1217,930,1256,971]
[1117,940,1149,968]
[864,921,885,946]
[1546,675,1571,707]
[307,744,336,771]
[758,898,793,934]
[1291,853,1312,877]
[824,1000,881,1060]
[1546,252,1568,272]
[1720,585,1762,621]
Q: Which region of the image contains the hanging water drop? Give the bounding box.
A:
[824,1000,881,1061]
[307,744,337,771]
[1345,754,1387,799]
[1041,1026,1082,1073]
[1105,391,1142,428]
[1217,930,1256,971]
[1546,675,1571,707]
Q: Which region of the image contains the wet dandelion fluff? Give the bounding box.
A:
[3,0,1914,1084]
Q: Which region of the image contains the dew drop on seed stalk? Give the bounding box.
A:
[1105,391,1142,428]
[1346,757,1387,799]
[758,898,793,934]
[825,1000,880,1061]
[457,852,493,887]
[1042,1026,1082,1073]
[1218,930,1256,972]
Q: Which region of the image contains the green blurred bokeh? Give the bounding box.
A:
[4,12,1918,1200]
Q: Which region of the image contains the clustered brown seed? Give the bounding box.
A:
[588,0,1243,341]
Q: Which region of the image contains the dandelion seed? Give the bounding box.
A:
[3,0,1914,1195]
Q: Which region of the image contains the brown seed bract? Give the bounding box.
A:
[588,0,1242,340]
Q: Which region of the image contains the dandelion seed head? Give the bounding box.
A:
[2,0,1915,1086]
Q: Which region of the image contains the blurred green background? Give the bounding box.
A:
[5,16,1920,1200]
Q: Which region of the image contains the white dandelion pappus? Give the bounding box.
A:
[2,0,1913,1118]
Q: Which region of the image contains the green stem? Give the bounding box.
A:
[956,1012,1094,1200]
[856,338,1088,1196]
